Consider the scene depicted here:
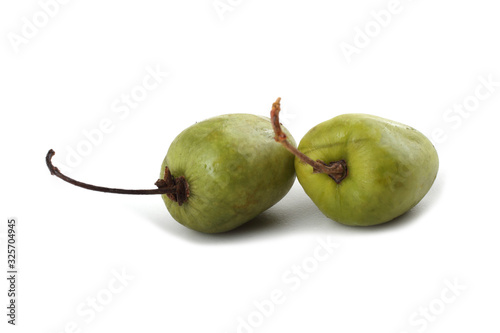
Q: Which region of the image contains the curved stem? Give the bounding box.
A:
[270,98,348,184]
[46,149,176,195]
[271,98,322,169]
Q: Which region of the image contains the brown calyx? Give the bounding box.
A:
[155,166,190,206]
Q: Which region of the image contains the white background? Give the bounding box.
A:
[1,0,500,332]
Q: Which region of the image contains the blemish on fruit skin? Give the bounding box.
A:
[233,197,260,214]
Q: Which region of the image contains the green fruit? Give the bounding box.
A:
[160,114,296,233]
[294,114,438,226]
[46,109,296,234]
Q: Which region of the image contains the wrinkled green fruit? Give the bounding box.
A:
[161,114,296,233]
[296,114,439,226]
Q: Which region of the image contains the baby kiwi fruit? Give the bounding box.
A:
[47,105,296,233]
[270,99,438,226]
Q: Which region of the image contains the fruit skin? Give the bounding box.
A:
[295,114,439,226]
[160,114,296,233]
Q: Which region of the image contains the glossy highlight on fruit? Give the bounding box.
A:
[271,102,438,226]
[161,114,296,233]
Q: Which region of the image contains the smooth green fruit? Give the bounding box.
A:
[294,114,438,226]
[160,114,296,233]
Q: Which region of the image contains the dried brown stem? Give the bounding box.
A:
[270,98,348,184]
[46,149,190,205]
